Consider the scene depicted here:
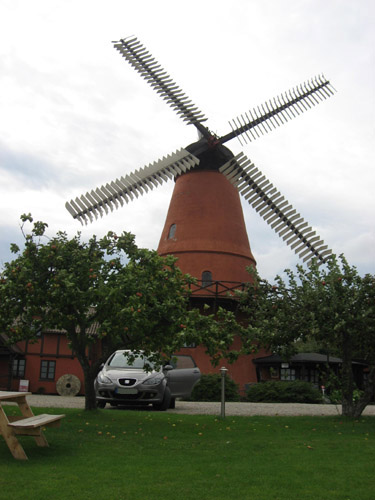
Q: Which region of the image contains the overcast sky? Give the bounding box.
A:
[0,0,374,281]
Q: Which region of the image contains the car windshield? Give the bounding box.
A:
[108,352,154,370]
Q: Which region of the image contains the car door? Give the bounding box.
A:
[166,355,201,398]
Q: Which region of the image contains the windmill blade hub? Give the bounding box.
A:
[185,140,234,172]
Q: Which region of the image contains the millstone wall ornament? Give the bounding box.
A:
[56,374,81,397]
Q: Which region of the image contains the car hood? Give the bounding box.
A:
[103,367,161,382]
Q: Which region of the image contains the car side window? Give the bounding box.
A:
[174,355,196,369]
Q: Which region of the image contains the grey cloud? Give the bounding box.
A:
[0,143,58,188]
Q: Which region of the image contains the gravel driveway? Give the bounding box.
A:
[23,395,375,416]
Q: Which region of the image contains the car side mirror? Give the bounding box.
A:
[163,364,174,371]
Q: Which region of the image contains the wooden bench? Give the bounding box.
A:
[0,391,65,460]
[8,413,64,432]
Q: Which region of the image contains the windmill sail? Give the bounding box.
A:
[113,37,209,138]
[222,76,335,146]
[220,153,332,264]
[66,149,199,225]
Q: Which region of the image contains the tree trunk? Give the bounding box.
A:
[83,367,97,410]
[341,331,355,417]
[74,348,99,410]
[353,365,375,419]
[81,358,109,410]
[70,333,119,410]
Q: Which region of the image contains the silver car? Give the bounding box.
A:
[94,350,201,410]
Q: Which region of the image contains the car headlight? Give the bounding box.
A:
[143,374,164,386]
[97,371,112,384]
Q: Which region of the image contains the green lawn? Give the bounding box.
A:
[0,407,374,500]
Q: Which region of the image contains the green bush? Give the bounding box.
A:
[329,388,364,405]
[246,380,323,404]
[189,373,240,402]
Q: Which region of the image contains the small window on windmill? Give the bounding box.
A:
[168,223,176,239]
[201,271,213,287]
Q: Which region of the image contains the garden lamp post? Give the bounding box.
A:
[220,366,228,418]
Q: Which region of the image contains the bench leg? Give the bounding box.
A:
[18,399,49,447]
[0,408,28,460]
[33,431,49,448]
[2,429,28,460]
[0,405,27,460]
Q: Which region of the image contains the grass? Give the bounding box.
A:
[0,406,374,500]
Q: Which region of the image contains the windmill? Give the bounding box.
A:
[66,36,335,286]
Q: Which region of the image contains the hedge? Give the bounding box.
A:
[188,373,240,402]
[246,380,323,403]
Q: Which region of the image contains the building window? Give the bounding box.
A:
[269,366,279,379]
[12,359,26,378]
[40,360,56,380]
[201,271,213,287]
[168,223,176,239]
[303,368,319,384]
[280,367,296,381]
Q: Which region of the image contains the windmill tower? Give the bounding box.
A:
[65,37,335,386]
[157,149,256,286]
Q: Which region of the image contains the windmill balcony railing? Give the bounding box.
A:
[187,280,248,300]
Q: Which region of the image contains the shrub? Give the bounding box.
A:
[246,380,323,404]
[329,388,364,405]
[189,373,240,402]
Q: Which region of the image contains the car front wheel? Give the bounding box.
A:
[97,401,106,409]
[153,387,171,411]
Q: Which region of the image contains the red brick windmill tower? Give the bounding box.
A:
[66,36,335,387]
[157,146,257,287]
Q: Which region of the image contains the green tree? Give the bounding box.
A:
[0,215,243,410]
[239,255,375,417]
